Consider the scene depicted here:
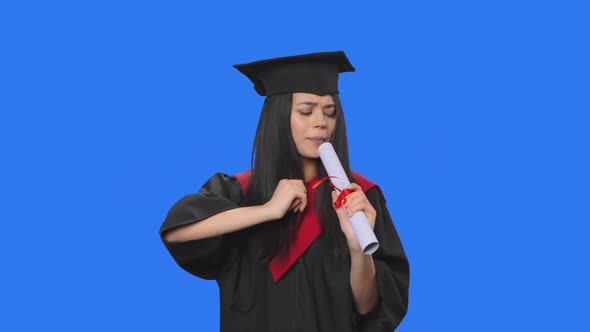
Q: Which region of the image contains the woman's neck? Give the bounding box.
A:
[302,157,318,183]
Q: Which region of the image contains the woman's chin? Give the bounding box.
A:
[300,152,320,160]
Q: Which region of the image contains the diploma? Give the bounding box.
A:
[318,143,380,255]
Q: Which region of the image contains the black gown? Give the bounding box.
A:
[159,172,409,332]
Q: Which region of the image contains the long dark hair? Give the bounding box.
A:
[242,93,356,263]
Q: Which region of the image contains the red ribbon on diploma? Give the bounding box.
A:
[311,176,352,209]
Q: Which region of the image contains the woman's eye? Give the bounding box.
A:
[325,112,337,118]
[299,111,312,116]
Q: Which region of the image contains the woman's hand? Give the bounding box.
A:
[332,183,376,253]
[264,179,307,220]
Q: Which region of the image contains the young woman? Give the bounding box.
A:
[159,51,409,331]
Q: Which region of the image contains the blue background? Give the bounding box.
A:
[1,1,589,331]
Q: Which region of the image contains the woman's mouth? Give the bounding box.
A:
[307,137,326,144]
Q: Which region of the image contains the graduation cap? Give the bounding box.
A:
[233,51,356,96]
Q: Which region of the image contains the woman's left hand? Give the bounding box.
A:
[332,183,376,254]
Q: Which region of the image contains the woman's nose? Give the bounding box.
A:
[312,111,327,128]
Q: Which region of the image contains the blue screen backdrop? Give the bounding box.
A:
[1,1,589,331]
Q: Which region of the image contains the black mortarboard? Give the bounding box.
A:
[233,51,356,96]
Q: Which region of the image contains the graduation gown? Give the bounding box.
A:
[159,172,409,332]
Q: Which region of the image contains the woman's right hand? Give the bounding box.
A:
[264,179,308,220]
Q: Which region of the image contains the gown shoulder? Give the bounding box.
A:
[159,172,244,280]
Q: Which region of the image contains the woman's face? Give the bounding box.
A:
[290,92,337,159]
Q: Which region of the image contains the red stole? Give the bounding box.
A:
[234,171,382,282]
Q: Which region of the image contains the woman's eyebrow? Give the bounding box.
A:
[296,101,336,108]
[297,101,318,106]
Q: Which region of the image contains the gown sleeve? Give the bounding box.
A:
[159,172,244,280]
[354,187,410,331]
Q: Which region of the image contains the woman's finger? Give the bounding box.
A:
[342,191,366,208]
[346,201,369,217]
[346,183,362,192]
[295,191,307,212]
[290,198,301,212]
[341,190,362,205]
[345,200,362,215]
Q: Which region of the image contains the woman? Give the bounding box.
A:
[159,51,409,331]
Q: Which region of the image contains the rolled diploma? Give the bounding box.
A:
[318,143,380,255]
